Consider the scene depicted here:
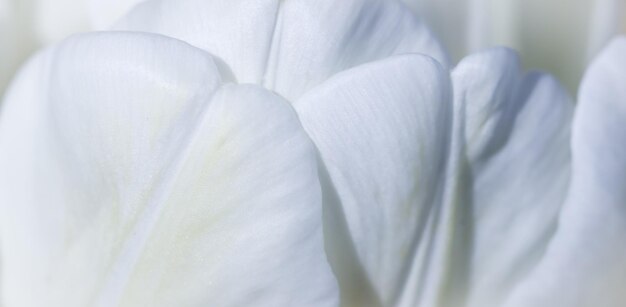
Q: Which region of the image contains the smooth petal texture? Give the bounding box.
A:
[114,0,281,84]
[457,48,523,162]
[0,32,338,307]
[262,0,448,100]
[294,54,452,307]
[451,48,574,307]
[115,0,448,100]
[114,84,338,307]
[503,37,626,307]
[402,0,626,92]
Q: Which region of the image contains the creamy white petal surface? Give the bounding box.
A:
[295,55,451,307]
[503,37,626,307]
[2,1,626,306]
[451,48,574,307]
[115,0,448,100]
[115,0,281,85]
[402,0,626,92]
[0,32,338,307]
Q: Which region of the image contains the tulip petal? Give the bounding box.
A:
[115,0,281,84]
[503,37,626,307]
[294,54,452,306]
[114,84,338,307]
[263,0,448,100]
[455,48,524,162]
[0,32,338,307]
[451,48,574,306]
[115,0,448,100]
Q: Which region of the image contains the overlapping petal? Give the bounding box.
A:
[0,32,338,307]
[1,2,624,307]
[115,0,448,100]
[114,0,281,85]
[295,54,452,307]
[503,37,626,307]
[402,0,626,91]
[451,48,574,307]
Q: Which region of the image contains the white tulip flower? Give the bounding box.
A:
[0,0,446,305]
[0,0,625,307]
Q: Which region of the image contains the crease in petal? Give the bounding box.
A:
[0,31,223,306]
[116,84,339,307]
[455,48,523,162]
[449,47,574,307]
[294,54,452,307]
[115,0,448,101]
[264,0,449,100]
[114,0,281,84]
[0,32,338,307]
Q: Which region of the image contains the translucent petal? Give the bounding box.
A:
[115,0,448,100]
[503,37,626,307]
[0,32,338,307]
[295,54,452,306]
